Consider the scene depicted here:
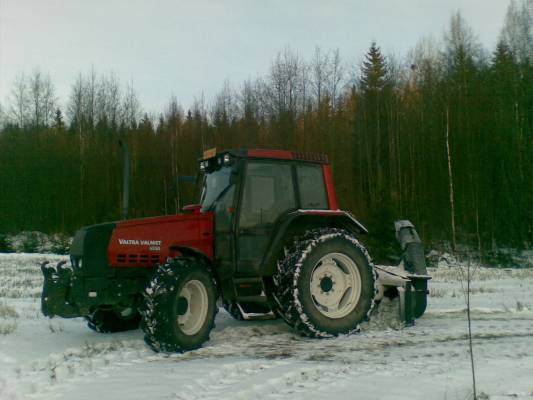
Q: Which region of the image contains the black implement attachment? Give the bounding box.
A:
[41,260,80,318]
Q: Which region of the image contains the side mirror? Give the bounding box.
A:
[182,204,202,214]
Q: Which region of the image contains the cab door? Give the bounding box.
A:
[213,183,236,278]
[236,160,297,275]
[200,164,238,279]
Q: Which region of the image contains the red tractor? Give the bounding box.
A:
[41,149,429,352]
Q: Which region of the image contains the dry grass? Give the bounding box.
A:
[0,287,40,298]
[0,321,17,335]
[429,288,448,298]
[0,301,19,318]
[429,286,497,299]
[502,301,530,312]
[0,301,19,335]
[468,287,497,295]
[428,266,533,283]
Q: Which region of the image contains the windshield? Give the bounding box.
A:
[200,166,232,211]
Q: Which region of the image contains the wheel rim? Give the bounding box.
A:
[176,280,209,335]
[310,252,362,319]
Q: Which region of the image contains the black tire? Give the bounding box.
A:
[274,228,377,337]
[412,279,428,318]
[140,257,217,352]
[86,309,141,333]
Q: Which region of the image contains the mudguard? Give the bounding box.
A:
[261,209,368,276]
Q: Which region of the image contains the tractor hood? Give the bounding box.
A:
[69,211,214,277]
[108,212,214,268]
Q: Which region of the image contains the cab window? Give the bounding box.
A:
[239,161,296,228]
[296,164,328,209]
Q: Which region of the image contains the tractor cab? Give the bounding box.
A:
[195,149,370,319]
[197,149,339,275]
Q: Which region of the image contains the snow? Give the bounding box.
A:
[1,253,532,400]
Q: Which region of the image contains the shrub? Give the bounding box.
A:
[49,234,71,255]
[20,232,41,253]
[0,233,12,253]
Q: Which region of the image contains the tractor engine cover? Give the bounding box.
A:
[108,213,214,268]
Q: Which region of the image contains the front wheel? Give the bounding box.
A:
[140,257,217,352]
[274,228,376,337]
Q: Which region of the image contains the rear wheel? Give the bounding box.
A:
[140,257,217,352]
[274,228,376,337]
[86,308,141,333]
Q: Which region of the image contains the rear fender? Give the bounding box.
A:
[261,210,368,276]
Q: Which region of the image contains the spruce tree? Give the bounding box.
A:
[360,42,388,92]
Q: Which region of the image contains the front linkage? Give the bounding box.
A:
[41,259,146,323]
[41,261,82,318]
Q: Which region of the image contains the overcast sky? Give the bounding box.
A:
[0,0,509,114]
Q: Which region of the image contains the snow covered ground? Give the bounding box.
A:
[0,253,532,400]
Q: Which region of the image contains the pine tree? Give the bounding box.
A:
[360,42,389,92]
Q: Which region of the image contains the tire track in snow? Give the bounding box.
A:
[221,364,354,400]
[169,331,533,400]
[3,317,532,400]
[203,324,533,362]
[0,339,154,400]
[2,328,532,400]
[170,362,357,400]
[171,360,287,400]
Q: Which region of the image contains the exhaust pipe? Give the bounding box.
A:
[119,140,131,220]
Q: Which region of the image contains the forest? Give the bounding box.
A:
[0,3,532,260]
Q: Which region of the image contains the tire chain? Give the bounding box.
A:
[273,228,378,338]
[139,256,218,352]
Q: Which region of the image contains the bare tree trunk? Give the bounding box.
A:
[466,258,477,400]
[446,107,457,251]
[475,196,482,255]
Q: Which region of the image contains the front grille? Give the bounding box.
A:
[116,253,159,265]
